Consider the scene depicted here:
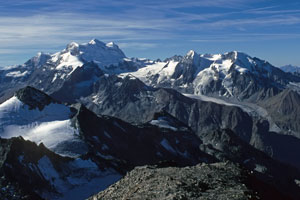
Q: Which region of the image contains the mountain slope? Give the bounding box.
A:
[67,73,254,143]
[259,89,300,137]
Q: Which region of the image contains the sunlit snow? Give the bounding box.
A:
[0,96,82,156]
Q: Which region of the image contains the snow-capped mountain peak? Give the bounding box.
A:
[65,41,80,54]
[88,38,103,45]
[45,39,127,79]
[186,50,197,58]
[119,49,298,99]
[106,41,120,49]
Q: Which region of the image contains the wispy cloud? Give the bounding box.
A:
[118,42,158,49]
[0,0,300,66]
[191,33,300,43]
[197,15,300,29]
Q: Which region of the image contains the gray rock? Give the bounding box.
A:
[88,162,291,200]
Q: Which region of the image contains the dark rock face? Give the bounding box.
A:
[72,104,215,172]
[15,86,56,110]
[0,137,69,200]
[51,62,104,103]
[260,89,300,136]
[88,162,292,200]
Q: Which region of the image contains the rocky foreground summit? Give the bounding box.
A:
[88,162,291,200]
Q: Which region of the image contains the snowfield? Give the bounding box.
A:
[0,96,84,156]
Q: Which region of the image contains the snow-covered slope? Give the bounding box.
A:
[0,94,85,157]
[37,156,121,200]
[120,60,179,86]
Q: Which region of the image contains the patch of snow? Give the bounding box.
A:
[203,53,222,61]
[70,158,98,169]
[92,136,100,143]
[102,144,109,151]
[38,157,122,200]
[150,119,178,131]
[120,61,168,85]
[160,138,176,154]
[38,156,60,182]
[96,152,115,160]
[177,150,189,158]
[243,158,252,164]
[1,64,20,70]
[104,131,112,139]
[254,164,267,173]
[18,155,24,163]
[52,73,58,83]
[114,82,123,87]
[113,121,126,132]
[5,71,28,78]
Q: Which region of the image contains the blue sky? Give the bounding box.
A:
[0,0,300,67]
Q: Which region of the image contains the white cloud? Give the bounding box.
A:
[118,42,158,49]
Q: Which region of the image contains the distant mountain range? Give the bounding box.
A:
[1,39,300,199]
[279,64,300,73]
